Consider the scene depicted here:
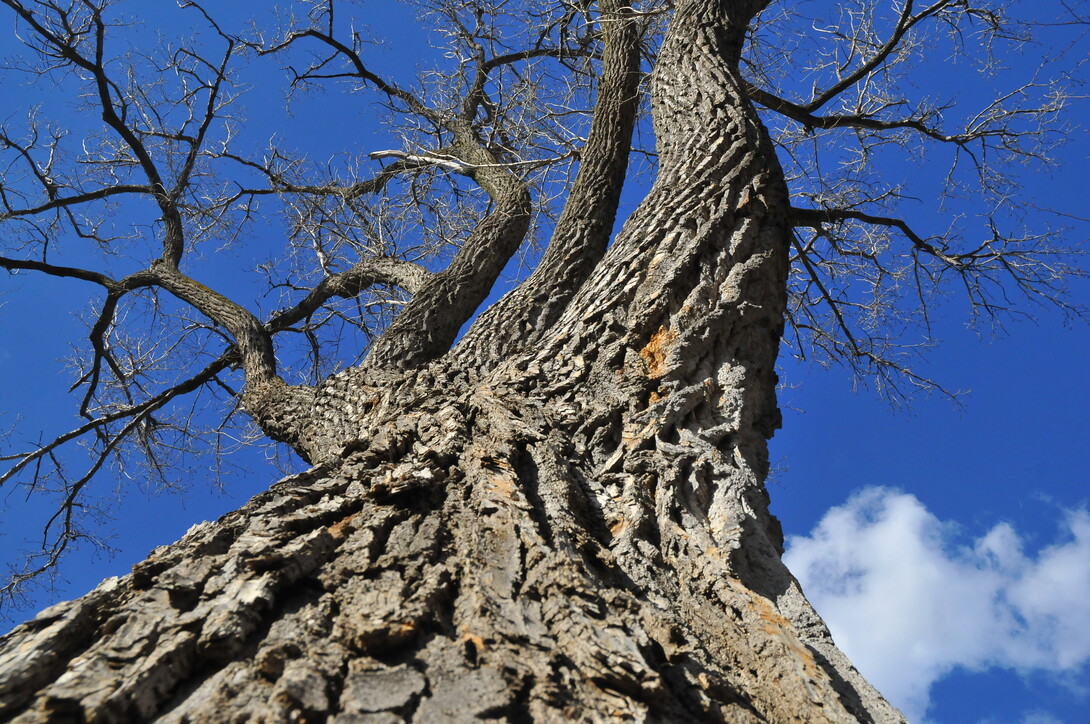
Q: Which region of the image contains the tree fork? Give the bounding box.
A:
[455,0,647,368]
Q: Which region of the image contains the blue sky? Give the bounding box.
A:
[1,2,1088,723]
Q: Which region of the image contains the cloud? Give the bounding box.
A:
[1019,712,1065,724]
[783,487,1090,722]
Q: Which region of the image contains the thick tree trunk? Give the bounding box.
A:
[0,2,906,722]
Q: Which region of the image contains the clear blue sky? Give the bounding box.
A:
[1,3,1087,723]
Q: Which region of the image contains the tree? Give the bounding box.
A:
[0,0,1084,721]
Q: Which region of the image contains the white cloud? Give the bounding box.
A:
[1019,712,1065,724]
[783,487,1090,723]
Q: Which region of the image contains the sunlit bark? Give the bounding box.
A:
[0,2,908,721]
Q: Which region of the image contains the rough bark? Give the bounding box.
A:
[455,0,646,369]
[364,126,533,372]
[0,2,906,722]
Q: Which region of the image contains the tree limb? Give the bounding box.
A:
[792,205,961,266]
[267,257,433,332]
[805,0,953,112]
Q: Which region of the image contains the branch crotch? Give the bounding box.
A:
[242,379,319,462]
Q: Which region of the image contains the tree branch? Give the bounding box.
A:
[792,206,961,266]
[0,350,236,490]
[148,263,278,385]
[805,0,953,112]
[0,255,121,287]
[0,183,152,218]
[260,27,439,123]
[746,83,957,142]
[455,0,647,366]
[267,257,433,332]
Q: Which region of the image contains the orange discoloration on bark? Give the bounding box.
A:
[460,630,487,655]
[750,595,820,678]
[704,544,725,562]
[482,455,519,499]
[328,511,359,541]
[489,475,517,499]
[639,325,679,378]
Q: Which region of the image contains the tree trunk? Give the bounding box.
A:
[0,2,906,722]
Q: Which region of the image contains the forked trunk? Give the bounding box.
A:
[0,3,906,722]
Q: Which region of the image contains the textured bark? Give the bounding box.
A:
[0,2,906,722]
[456,0,646,369]
[364,127,533,373]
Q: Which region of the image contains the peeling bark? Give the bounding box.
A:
[0,2,907,722]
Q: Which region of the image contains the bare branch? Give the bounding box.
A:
[267,257,433,332]
[793,206,961,265]
[257,27,438,123]
[0,351,235,490]
[0,182,151,219]
[804,0,953,113]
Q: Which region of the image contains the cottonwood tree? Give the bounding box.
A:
[0,0,1083,721]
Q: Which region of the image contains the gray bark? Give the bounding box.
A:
[0,2,907,721]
